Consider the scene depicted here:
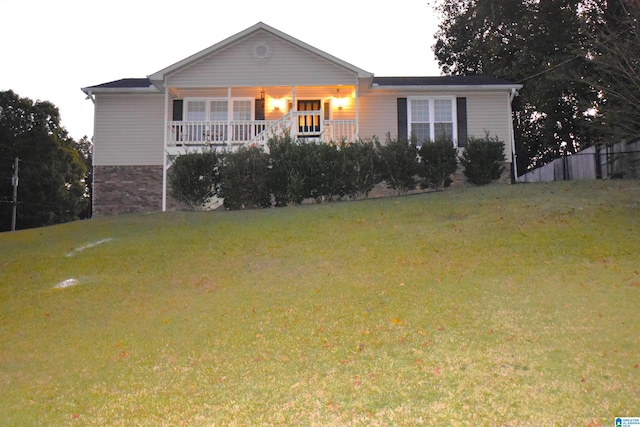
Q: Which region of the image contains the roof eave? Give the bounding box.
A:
[370,84,523,91]
[81,86,160,95]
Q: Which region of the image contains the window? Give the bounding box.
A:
[209,100,228,121]
[184,98,254,142]
[186,101,206,121]
[408,97,456,146]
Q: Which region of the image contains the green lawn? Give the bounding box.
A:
[1,180,639,425]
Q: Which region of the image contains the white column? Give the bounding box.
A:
[291,86,296,138]
[355,84,359,141]
[162,87,168,211]
[227,87,232,143]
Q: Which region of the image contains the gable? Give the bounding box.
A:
[164,29,360,88]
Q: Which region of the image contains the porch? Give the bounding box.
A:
[165,86,359,152]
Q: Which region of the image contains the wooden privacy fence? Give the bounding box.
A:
[518,139,640,183]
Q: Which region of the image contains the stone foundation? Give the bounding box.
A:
[93,165,163,216]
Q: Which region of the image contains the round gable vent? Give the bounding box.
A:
[252,42,271,61]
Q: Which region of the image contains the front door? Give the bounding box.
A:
[298,100,321,136]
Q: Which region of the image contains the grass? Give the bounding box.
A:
[1,180,639,425]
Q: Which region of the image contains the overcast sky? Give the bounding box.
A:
[2,0,443,140]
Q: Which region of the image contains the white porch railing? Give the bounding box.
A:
[167,120,273,147]
[167,113,357,149]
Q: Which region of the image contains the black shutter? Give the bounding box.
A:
[255,98,265,121]
[456,97,468,148]
[172,100,183,121]
[397,98,408,140]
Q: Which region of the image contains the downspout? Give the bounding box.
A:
[84,89,96,217]
[162,87,169,211]
[509,88,519,183]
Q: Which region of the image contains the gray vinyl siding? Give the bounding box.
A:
[358,92,400,141]
[94,93,165,166]
[359,90,513,157]
[166,30,357,88]
[465,92,510,141]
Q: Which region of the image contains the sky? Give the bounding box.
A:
[1,0,443,141]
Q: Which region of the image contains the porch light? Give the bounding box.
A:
[272,98,285,112]
[333,97,348,110]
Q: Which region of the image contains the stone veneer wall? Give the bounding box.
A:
[93,165,163,216]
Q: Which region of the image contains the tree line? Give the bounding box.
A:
[0,90,92,231]
[433,0,640,174]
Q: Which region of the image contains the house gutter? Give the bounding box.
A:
[84,89,96,104]
[509,87,519,183]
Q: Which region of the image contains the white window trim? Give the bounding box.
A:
[407,96,458,147]
[184,97,255,121]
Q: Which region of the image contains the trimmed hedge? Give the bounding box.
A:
[459,134,506,185]
[167,150,219,211]
[418,139,458,189]
[169,134,488,210]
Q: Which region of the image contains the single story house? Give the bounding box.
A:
[82,22,522,216]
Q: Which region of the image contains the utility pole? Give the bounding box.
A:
[11,157,19,231]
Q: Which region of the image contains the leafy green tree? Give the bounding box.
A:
[0,90,89,230]
[582,0,640,140]
[433,0,601,173]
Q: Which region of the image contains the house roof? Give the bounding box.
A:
[82,78,157,94]
[81,24,522,94]
[372,76,517,87]
[147,22,374,88]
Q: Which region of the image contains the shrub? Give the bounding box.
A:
[459,134,506,185]
[340,140,380,199]
[268,134,308,206]
[168,150,219,211]
[218,146,271,210]
[417,138,458,189]
[305,141,343,201]
[375,134,418,195]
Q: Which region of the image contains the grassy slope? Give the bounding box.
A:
[1,180,639,426]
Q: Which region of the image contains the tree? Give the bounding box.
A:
[433,0,602,174]
[0,90,89,231]
[582,0,640,140]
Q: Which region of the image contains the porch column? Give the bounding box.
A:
[291,86,296,138]
[355,85,359,140]
[162,87,169,211]
[227,87,232,144]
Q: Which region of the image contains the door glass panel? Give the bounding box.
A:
[298,100,321,134]
[233,100,252,141]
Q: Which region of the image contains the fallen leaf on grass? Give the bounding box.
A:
[391,318,403,325]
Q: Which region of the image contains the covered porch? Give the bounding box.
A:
[165,85,359,153]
